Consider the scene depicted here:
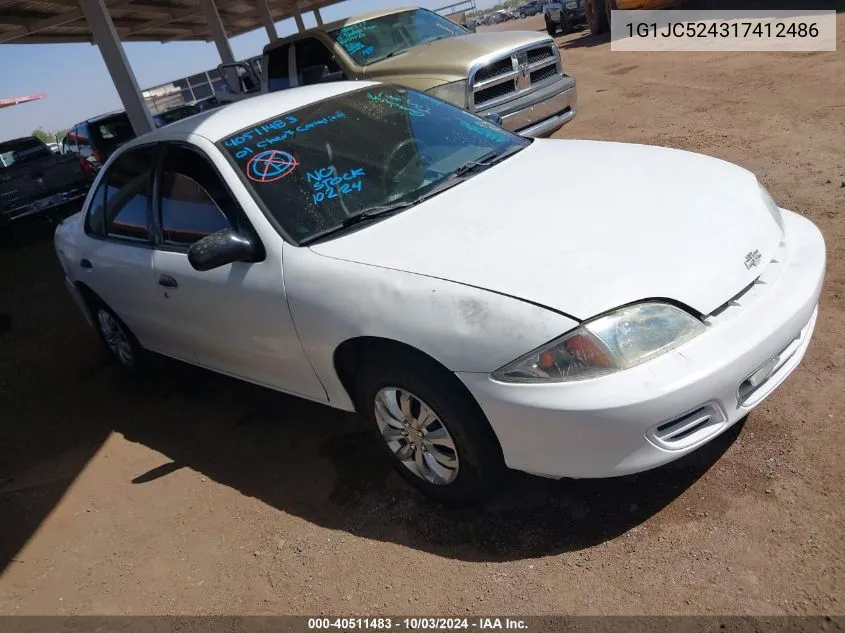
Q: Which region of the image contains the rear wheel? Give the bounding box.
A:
[586,0,609,34]
[92,302,143,369]
[357,357,504,505]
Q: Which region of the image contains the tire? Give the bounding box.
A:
[91,300,144,370]
[546,19,557,35]
[586,0,609,34]
[356,356,504,505]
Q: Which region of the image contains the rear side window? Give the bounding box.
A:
[91,115,135,160]
[158,145,235,247]
[99,147,156,242]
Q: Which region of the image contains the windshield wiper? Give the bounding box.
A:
[300,177,469,246]
[368,48,409,63]
[300,146,525,246]
[445,144,525,179]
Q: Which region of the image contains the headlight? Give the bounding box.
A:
[426,80,468,108]
[492,302,705,383]
[759,183,784,233]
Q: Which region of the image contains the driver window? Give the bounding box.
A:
[295,38,343,85]
[158,145,235,247]
[266,43,294,92]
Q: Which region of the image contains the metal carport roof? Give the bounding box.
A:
[0,0,341,44]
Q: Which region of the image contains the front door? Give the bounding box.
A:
[150,143,327,401]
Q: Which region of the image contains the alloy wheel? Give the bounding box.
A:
[97,309,134,366]
[374,387,459,485]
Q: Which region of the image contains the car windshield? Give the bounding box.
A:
[0,138,52,168]
[328,9,466,66]
[219,86,529,245]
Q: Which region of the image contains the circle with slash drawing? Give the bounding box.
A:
[247,150,298,183]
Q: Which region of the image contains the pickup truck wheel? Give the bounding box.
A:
[546,18,558,35]
[357,357,504,506]
[586,0,609,34]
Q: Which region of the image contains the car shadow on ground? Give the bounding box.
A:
[113,353,744,563]
[1,232,744,569]
[558,31,611,50]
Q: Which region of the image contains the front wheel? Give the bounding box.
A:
[357,359,504,505]
[546,19,558,35]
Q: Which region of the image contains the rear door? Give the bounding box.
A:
[79,145,170,353]
[149,142,326,400]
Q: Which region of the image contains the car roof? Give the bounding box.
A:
[264,6,418,52]
[84,110,127,125]
[122,81,378,147]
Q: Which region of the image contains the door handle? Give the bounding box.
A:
[80,258,93,269]
[158,275,178,288]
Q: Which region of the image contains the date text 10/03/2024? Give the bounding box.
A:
[307,618,529,630]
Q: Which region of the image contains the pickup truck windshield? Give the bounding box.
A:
[219,86,528,245]
[328,9,466,66]
[0,138,52,168]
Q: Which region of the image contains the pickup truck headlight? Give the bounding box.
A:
[492,302,705,383]
[759,183,784,233]
[426,81,469,108]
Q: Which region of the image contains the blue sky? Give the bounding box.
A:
[0,0,497,139]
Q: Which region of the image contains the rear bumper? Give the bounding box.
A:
[478,76,578,138]
[0,185,89,225]
[457,210,825,479]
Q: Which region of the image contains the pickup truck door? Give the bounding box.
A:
[149,142,327,402]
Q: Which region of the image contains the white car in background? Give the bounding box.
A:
[54,82,825,504]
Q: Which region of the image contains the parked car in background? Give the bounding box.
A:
[544,0,587,34]
[65,98,222,173]
[517,1,544,18]
[217,7,577,137]
[0,136,91,238]
[55,83,825,504]
[63,111,135,174]
[153,97,222,128]
[45,141,61,154]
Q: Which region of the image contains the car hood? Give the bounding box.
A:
[310,140,783,320]
[363,31,554,82]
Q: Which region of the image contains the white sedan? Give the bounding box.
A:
[54,82,825,504]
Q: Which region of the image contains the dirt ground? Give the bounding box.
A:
[1,14,843,616]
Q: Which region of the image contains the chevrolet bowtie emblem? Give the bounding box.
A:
[744,249,762,269]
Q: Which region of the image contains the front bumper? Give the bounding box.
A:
[477,76,578,138]
[547,6,587,24]
[458,210,825,479]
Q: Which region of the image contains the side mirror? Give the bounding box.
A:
[187,229,257,272]
[483,112,503,126]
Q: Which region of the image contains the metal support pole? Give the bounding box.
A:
[257,0,278,41]
[78,0,154,135]
[313,8,323,26]
[293,10,305,32]
[200,0,235,64]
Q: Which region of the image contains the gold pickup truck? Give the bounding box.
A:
[221,7,578,137]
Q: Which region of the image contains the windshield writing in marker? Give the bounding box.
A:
[307,165,366,204]
[366,92,431,117]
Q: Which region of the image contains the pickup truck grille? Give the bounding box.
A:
[470,43,561,110]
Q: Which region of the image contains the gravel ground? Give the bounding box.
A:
[1,14,843,616]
